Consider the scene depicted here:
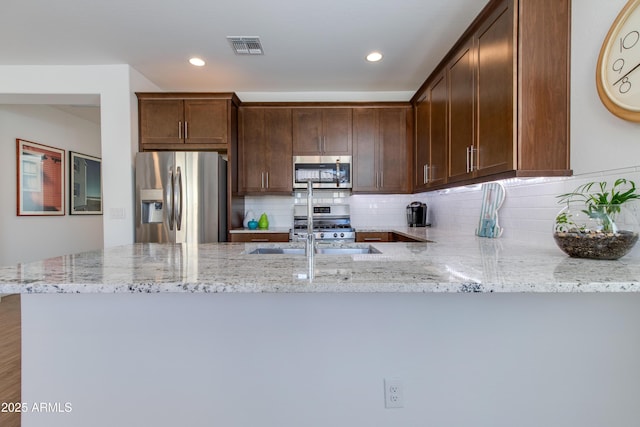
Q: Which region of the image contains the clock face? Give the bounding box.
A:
[598,0,640,120]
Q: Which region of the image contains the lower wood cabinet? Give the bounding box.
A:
[355,231,423,243]
[230,233,290,243]
[355,232,391,242]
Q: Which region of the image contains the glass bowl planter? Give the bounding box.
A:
[553,203,639,260]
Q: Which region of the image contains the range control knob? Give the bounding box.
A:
[340,232,345,238]
[333,232,338,238]
[320,233,325,238]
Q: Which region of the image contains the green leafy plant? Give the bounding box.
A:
[556,178,640,233]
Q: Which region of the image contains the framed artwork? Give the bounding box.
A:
[16,139,65,216]
[70,151,102,215]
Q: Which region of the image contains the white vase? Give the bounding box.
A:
[243,210,255,228]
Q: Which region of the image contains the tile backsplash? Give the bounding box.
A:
[244,166,640,252]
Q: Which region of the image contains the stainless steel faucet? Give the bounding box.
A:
[306,179,315,259]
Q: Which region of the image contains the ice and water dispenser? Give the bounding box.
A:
[139,189,164,224]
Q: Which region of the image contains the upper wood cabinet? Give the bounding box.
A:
[238,107,293,194]
[447,39,475,184]
[414,71,448,192]
[353,107,412,194]
[137,93,239,152]
[292,108,352,155]
[411,0,570,191]
[474,1,515,178]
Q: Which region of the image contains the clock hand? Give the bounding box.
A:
[614,62,640,86]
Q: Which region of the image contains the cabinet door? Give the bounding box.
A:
[475,0,514,177]
[263,108,293,193]
[238,108,267,193]
[292,108,352,155]
[378,108,409,193]
[184,100,228,145]
[139,99,184,145]
[414,91,430,191]
[352,108,378,192]
[429,72,448,188]
[239,108,292,194]
[447,41,475,183]
[322,108,352,155]
[292,109,323,155]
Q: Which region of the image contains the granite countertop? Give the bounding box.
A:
[1,229,640,293]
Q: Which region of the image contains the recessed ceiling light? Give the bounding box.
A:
[366,52,383,62]
[189,57,206,67]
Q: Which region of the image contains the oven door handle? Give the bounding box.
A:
[335,159,341,187]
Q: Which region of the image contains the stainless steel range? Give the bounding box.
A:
[291,204,355,242]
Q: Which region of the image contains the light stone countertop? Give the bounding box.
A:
[1,228,640,293]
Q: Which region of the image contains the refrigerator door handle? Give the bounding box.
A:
[175,166,183,231]
[166,167,174,231]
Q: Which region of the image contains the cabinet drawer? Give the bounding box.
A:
[355,232,390,242]
[230,233,290,242]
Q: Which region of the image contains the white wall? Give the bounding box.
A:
[0,65,160,256]
[0,105,102,265]
[22,293,640,427]
[571,0,640,174]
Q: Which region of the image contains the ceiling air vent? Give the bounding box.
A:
[227,37,264,55]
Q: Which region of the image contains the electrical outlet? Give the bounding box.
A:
[384,378,404,408]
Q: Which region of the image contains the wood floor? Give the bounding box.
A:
[0,294,21,427]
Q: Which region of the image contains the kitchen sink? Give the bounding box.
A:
[314,246,381,255]
[247,245,381,255]
[248,248,306,255]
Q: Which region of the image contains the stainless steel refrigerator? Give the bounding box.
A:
[135,152,227,243]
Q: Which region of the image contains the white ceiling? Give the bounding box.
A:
[1,0,488,102]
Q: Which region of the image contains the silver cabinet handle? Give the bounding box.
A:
[318,136,322,152]
[261,172,264,189]
[178,122,182,139]
[380,171,384,188]
[364,237,383,241]
[265,171,269,188]
[466,146,471,173]
[470,146,476,172]
[424,164,430,184]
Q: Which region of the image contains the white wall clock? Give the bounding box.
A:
[597,0,640,122]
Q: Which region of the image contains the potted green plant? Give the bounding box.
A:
[554,178,640,259]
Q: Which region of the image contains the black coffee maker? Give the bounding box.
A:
[406,201,428,227]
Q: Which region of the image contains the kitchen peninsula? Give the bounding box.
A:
[3,231,640,427]
[2,229,640,293]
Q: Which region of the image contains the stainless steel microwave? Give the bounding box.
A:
[293,155,352,189]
